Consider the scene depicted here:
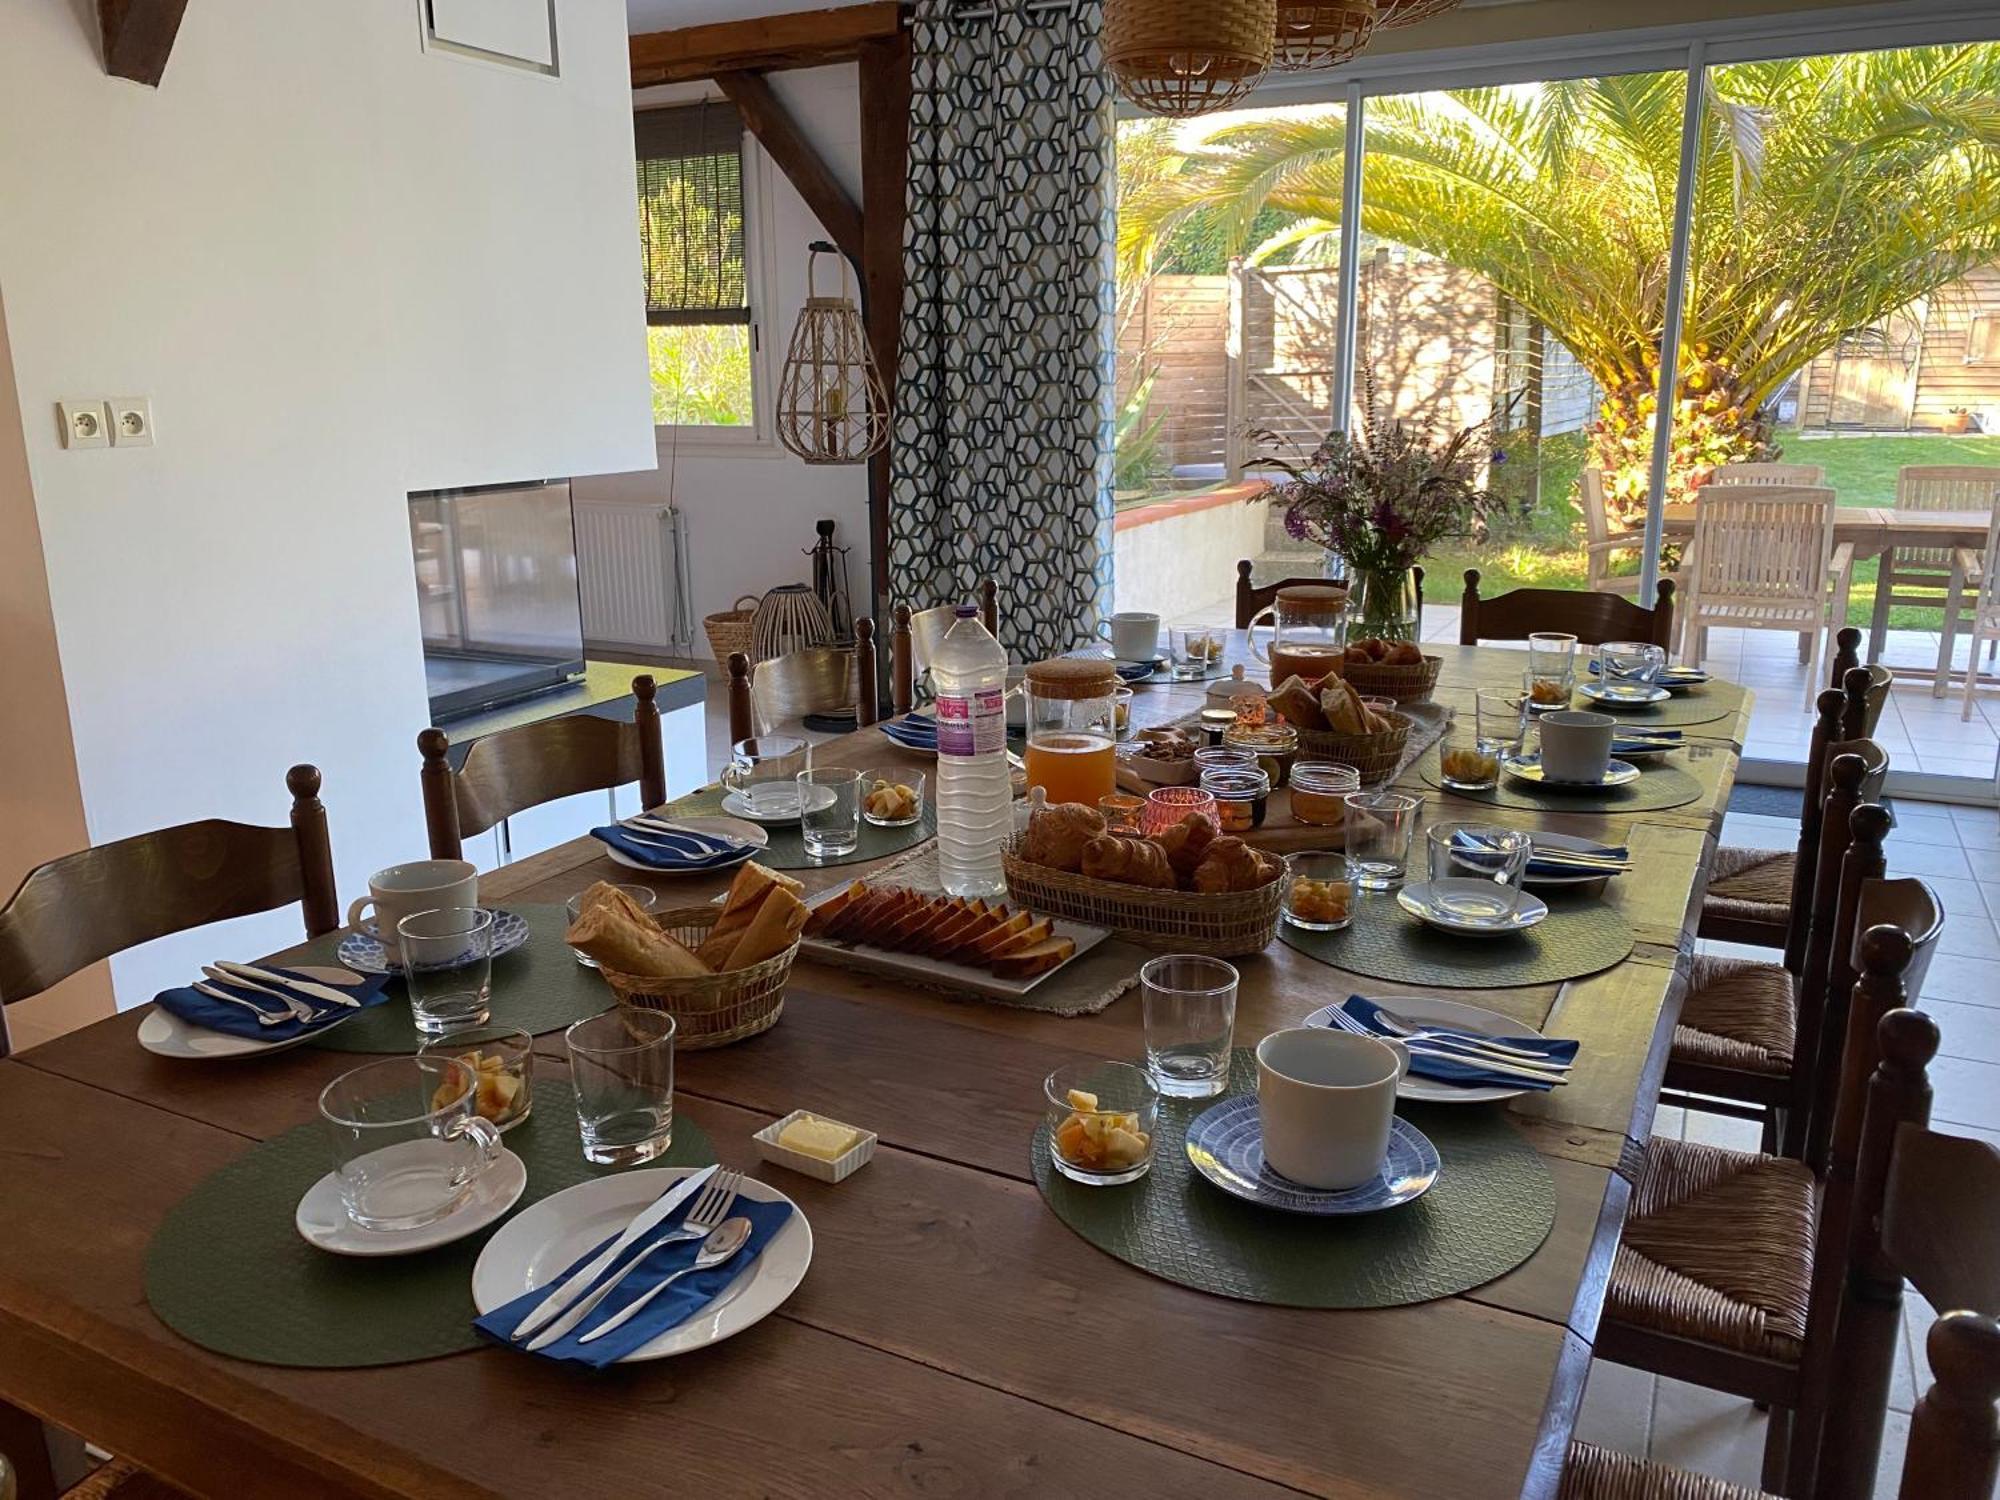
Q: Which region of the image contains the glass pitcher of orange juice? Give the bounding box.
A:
[1023,658,1118,807]
[1247,584,1350,687]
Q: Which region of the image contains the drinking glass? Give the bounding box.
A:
[1343,790,1420,890]
[722,735,812,818]
[1139,954,1238,1098]
[797,766,865,857]
[397,906,494,1035]
[1112,685,1135,739]
[1142,785,1218,835]
[1525,632,1577,711]
[1045,1061,1159,1186]
[565,1008,676,1166]
[1281,851,1353,932]
[566,884,657,968]
[1169,624,1224,681]
[862,769,926,827]
[1098,792,1145,834]
[1425,824,1532,926]
[1439,690,1522,792]
[1596,641,1667,700]
[318,1055,503,1232]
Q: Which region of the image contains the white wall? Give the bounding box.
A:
[0,0,655,1006]
[1114,497,1272,625]
[575,64,870,643]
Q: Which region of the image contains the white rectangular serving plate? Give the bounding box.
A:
[797,884,1113,999]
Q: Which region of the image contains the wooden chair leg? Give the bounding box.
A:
[1868,564,1893,664]
[1760,1403,1793,1496]
[1936,560,1965,699]
[1965,625,1984,723]
[0,1399,58,1500]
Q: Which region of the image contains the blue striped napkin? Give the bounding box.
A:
[1335,995,1577,1091]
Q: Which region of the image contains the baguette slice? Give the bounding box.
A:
[722,886,808,969]
[696,862,805,967]
[989,935,1075,981]
[567,901,708,979]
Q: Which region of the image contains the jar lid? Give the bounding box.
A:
[1200,766,1271,797]
[1025,657,1117,698]
[1274,585,1349,620]
[1225,723,1300,750]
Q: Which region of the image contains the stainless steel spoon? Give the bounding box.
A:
[576,1215,754,1346]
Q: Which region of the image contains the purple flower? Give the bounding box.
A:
[1491,449,1508,465]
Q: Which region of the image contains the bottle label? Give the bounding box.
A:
[935,688,1006,756]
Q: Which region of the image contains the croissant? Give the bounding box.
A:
[1081,833,1177,889]
[1022,802,1106,872]
[1192,836,1272,894]
[1152,812,1216,882]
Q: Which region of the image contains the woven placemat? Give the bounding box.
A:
[296,905,612,1054]
[1414,747,1705,814]
[144,1081,715,1368]
[1279,886,1633,988]
[1564,684,1741,728]
[659,788,935,871]
[1031,1050,1555,1307]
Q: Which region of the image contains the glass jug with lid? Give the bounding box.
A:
[1022,658,1119,807]
[1248,584,1351,687]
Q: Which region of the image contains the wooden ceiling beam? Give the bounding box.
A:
[631,3,902,88]
[99,0,189,87]
[714,70,865,270]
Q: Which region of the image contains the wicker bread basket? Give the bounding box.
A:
[703,594,761,665]
[1002,837,1284,957]
[1337,654,1442,704]
[1291,710,1411,786]
[598,905,797,1049]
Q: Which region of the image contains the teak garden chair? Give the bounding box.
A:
[1875,464,2000,670]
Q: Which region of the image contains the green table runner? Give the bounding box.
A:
[1280,886,1633,988]
[656,788,935,871]
[1416,748,1705,815]
[1565,683,1741,729]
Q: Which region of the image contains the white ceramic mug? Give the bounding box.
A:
[1096,611,1162,664]
[1537,710,1616,784]
[1256,1027,1411,1190]
[346,859,478,938]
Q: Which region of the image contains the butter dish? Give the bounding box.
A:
[754,1109,877,1183]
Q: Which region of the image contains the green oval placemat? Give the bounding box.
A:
[298,905,614,1053]
[1415,747,1705,814]
[657,788,935,871]
[1031,1050,1555,1307]
[1564,684,1741,728]
[1279,886,1633,988]
[145,1081,714,1368]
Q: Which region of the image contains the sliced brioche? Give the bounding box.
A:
[991,935,1075,980]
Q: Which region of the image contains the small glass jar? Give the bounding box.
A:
[1098,791,1145,834]
[1023,658,1119,807]
[1289,760,1361,828]
[1223,722,1301,788]
[1201,766,1271,833]
[1281,851,1354,932]
[1196,706,1239,746]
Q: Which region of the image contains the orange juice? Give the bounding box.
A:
[1025,732,1116,805]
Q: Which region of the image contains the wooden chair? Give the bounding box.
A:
[0,765,338,1060]
[1458,570,1675,650]
[1677,485,1850,707]
[889,579,1003,715]
[418,676,665,861]
[747,621,883,736]
[1952,494,2000,719]
[1579,467,1648,597]
[1710,461,1827,487]
[1593,872,1944,1497]
[1874,464,2000,668]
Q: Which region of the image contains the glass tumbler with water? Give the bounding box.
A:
[1426,823,1532,926]
[1139,954,1239,1097]
[566,1008,676,1166]
[931,605,1011,897]
[397,906,494,1035]
[318,1055,503,1232]
[798,766,864,858]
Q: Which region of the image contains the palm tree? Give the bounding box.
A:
[1119,48,2000,525]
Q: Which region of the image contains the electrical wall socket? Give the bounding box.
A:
[57,400,108,449]
[108,397,154,447]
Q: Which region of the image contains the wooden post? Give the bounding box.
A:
[726,654,755,745]
[859,29,912,636]
[1841,665,1873,740]
[1785,689,1848,975]
[632,674,666,811]
[891,605,913,715]
[286,764,339,937]
[1457,570,1482,645]
[1832,627,1862,689]
[853,618,879,727]
[1224,257,1246,481]
[1905,1313,2000,1500]
[1796,754,1871,1059]
[417,730,463,862]
[1800,801,1890,1168]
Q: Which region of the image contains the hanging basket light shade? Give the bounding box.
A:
[1377,0,1462,29]
[775,242,890,466]
[1103,0,1277,119]
[1272,0,1379,70]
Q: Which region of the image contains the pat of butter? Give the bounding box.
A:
[776,1114,863,1161]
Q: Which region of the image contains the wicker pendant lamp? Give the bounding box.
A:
[1272,0,1379,70]
[1377,0,1462,29]
[1104,0,1277,118]
[775,241,890,465]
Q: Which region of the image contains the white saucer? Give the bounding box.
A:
[1580,680,1670,706]
[602,815,768,876]
[138,965,369,1061]
[719,786,837,826]
[1503,754,1641,789]
[295,1146,527,1256]
[1398,879,1550,934]
[1304,994,1552,1104]
[472,1166,812,1363]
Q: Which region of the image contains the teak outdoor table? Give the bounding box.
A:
[0,642,1746,1499]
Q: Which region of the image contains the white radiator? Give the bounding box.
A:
[574,503,694,652]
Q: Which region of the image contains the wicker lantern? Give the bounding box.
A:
[1377,0,1462,29]
[775,241,889,465]
[1104,0,1277,118]
[1272,0,1378,70]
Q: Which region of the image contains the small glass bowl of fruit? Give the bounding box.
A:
[1045,1062,1159,1187]
[419,1026,533,1132]
[1282,851,1354,932]
[862,771,927,827]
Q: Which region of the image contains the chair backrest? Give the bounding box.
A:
[1792,750,1891,1092]
[1782,691,1853,972]
[1841,662,1894,739]
[0,765,339,1052]
[1236,560,1341,630]
[751,645,857,735]
[1686,484,1836,605]
[1895,464,2000,513]
[1458,571,1676,649]
[1578,468,1619,548]
[1710,461,1827,487]
[891,579,1003,713]
[419,676,665,860]
[1974,492,2000,620]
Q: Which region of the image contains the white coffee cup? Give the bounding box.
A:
[346,859,478,938]
[1537,710,1617,784]
[1097,611,1162,664]
[1256,1027,1411,1190]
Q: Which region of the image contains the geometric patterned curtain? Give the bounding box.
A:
[888,0,1117,664]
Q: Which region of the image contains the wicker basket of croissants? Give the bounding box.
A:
[1003,795,1284,957]
[1335,637,1443,704]
[1267,672,1411,785]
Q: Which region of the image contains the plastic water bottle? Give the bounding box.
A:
[931,604,1011,897]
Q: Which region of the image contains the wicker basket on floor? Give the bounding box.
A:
[1337,654,1442,704]
[1002,837,1284,957]
[703,594,761,665]
[1291,710,1411,785]
[598,905,797,1049]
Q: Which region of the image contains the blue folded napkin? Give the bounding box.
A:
[1115,660,1158,683]
[1587,660,1707,684]
[1612,730,1682,755]
[477,1194,794,1367]
[589,824,749,870]
[152,967,392,1042]
[1333,995,1578,1091]
[1449,829,1628,880]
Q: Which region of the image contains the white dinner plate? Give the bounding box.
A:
[296,1147,526,1256]
[471,1167,812,1363]
[602,815,768,876]
[1397,879,1550,934]
[1303,994,1553,1104]
[137,965,371,1061]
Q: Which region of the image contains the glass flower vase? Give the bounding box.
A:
[1351,566,1420,642]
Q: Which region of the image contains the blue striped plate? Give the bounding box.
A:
[337,907,531,976]
[1184,1097,1439,1215]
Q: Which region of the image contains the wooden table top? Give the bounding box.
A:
[0,642,1744,1500]
[1661,503,1992,555]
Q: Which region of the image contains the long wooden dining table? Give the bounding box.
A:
[0,639,1748,1499]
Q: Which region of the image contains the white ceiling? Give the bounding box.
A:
[626,0,811,32]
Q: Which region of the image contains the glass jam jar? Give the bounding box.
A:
[1289,761,1361,827]
[1223,722,1301,788]
[1247,584,1351,687]
[1022,658,1119,807]
[1201,766,1271,833]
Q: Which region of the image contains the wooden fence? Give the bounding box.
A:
[1794,261,2000,432]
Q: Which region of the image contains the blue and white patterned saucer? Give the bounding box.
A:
[1184,1097,1440,1215]
[337,907,530,976]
